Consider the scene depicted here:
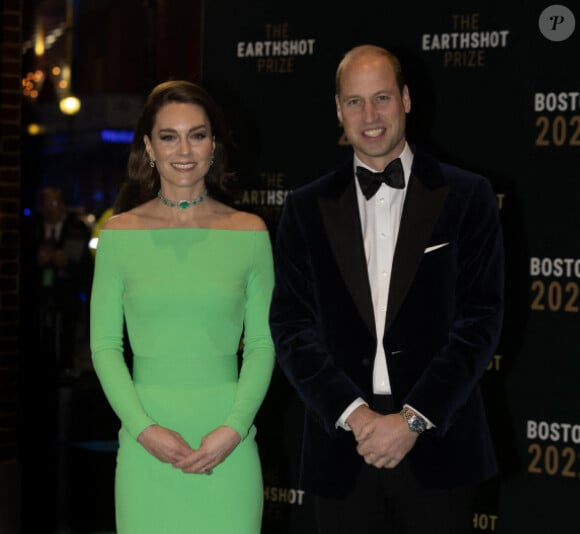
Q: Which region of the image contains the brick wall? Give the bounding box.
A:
[0,0,22,465]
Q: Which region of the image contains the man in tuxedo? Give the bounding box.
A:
[269,44,504,533]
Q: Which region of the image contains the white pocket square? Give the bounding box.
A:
[424,242,449,253]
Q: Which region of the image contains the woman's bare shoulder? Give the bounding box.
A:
[102,213,136,230]
[102,202,156,230]
[207,199,267,231]
[227,210,268,231]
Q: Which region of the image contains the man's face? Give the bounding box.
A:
[336,54,411,170]
[42,189,65,223]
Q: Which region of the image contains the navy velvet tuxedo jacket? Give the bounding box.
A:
[269,149,504,498]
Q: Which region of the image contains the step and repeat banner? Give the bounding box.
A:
[201,2,579,532]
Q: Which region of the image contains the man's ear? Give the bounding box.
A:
[335,94,343,126]
[402,85,411,114]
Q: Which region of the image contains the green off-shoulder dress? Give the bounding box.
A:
[90,228,275,534]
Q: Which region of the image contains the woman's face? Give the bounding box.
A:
[144,102,215,192]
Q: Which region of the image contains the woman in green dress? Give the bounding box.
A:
[90,80,275,533]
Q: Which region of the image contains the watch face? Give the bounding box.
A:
[409,415,426,433]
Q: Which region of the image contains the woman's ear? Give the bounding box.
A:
[144,135,153,159]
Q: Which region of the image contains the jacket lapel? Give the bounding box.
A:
[386,153,449,331]
[316,152,449,336]
[318,164,375,337]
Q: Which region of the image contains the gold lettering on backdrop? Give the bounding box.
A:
[533,91,580,147]
[262,468,306,520]
[527,443,580,478]
[443,50,485,67]
[265,23,289,39]
[472,513,499,531]
[260,172,285,189]
[236,172,289,207]
[452,13,480,31]
[530,280,579,312]
[526,421,580,479]
[534,115,580,147]
[421,12,510,68]
[263,486,305,505]
[486,354,502,371]
[257,57,295,73]
[262,469,282,520]
[236,23,316,73]
[495,193,505,210]
[529,257,580,313]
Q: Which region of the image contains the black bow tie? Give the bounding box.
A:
[356,158,405,200]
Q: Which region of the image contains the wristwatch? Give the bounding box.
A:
[400,406,427,434]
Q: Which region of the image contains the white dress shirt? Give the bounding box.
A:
[358,144,412,394]
[337,143,424,429]
[44,221,64,243]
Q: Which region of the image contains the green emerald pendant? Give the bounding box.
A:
[157,190,206,209]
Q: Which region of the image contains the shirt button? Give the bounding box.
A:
[380,233,386,239]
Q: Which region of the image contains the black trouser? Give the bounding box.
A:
[314,395,474,534]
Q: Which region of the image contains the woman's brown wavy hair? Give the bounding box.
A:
[114,80,236,213]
